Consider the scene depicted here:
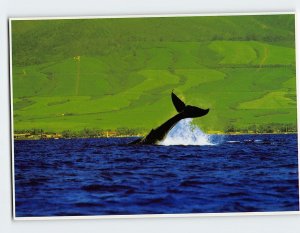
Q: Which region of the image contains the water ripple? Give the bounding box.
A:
[14,134,299,217]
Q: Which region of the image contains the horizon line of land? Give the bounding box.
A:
[13,129,297,140]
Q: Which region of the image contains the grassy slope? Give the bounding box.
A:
[11,15,296,133]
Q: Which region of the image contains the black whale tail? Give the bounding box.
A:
[129,91,209,145]
[171,91,209,118]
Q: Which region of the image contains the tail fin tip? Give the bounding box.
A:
[171,91,186,113]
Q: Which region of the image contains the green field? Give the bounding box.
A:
[11,14,297,134]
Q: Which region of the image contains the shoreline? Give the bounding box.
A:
[13,131,298,140]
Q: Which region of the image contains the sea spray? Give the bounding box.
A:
[159,118,221,146]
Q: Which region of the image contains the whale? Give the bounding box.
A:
[130,91,209,145]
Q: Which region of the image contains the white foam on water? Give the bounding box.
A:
[159,118,221,146]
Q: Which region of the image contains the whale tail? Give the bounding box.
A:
[171,91,209,118]
[129,91,209,145]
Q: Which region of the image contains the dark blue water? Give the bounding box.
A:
[14,134,299,217]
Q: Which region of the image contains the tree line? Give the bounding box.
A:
[14,123,298,140]
[14,127,146,139]
[224,123,297,134]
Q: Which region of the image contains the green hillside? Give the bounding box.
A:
[11,14,297,134]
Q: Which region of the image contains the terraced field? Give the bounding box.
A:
[11,14,296,134]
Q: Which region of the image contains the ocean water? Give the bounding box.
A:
[14,122,299,217]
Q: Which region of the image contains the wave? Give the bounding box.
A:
[159,118,222,146]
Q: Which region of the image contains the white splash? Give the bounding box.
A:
[159,118,220,146]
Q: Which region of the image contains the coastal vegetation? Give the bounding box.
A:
[14,122,297,140]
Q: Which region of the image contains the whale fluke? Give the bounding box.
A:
[130,91,209,145]
[172,91,186,112]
